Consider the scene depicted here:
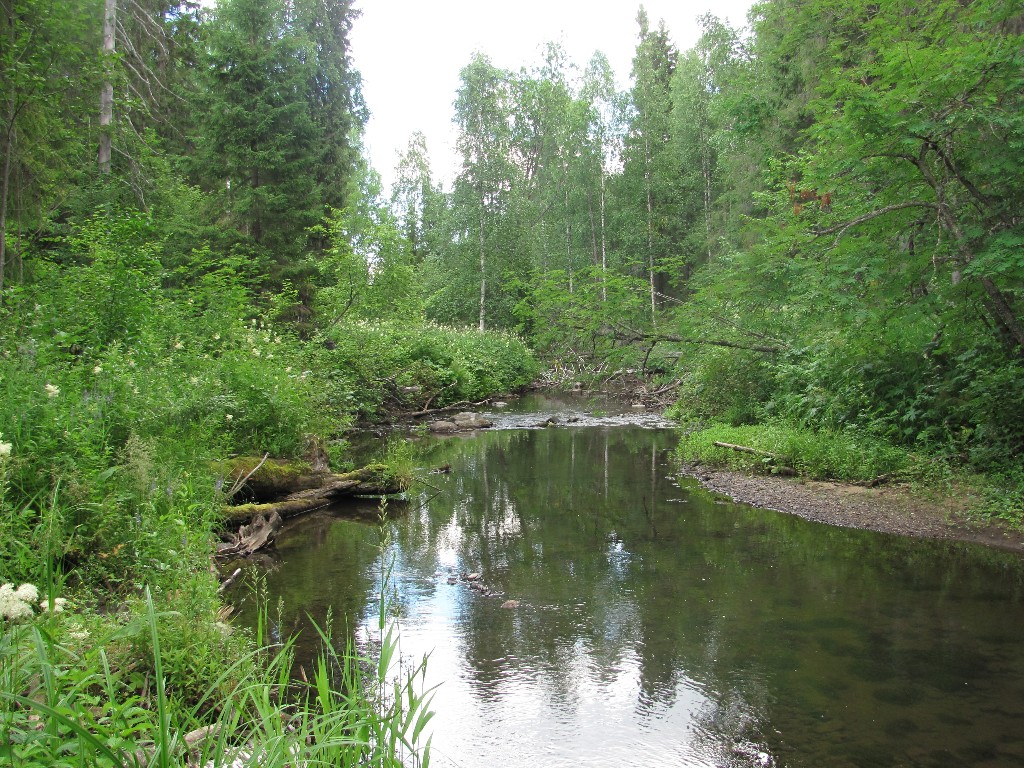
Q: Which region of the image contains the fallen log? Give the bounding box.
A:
[713,441,773,455]
[711,441,797,476]
[409,397,495,418]
[853,472,894,488]
[221,464,404,524]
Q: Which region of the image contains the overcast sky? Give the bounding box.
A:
[349,0,755,193]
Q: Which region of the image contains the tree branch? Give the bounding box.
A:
[611,324,783,354]
[812,201,938,246]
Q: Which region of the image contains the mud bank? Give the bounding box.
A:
[680,463,1024,555]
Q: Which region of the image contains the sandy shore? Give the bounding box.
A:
[679,463,1024,554]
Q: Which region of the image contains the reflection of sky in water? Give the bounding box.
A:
[345,426,766,768]
[378,562,722,768]
[239,419,1024,768]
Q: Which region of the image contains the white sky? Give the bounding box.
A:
[350,0,755,194]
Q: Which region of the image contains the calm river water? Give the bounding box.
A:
[232,395,1024,767]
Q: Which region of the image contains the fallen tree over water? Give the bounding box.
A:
[216,459,407,557]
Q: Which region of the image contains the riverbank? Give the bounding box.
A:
[680,463,1024,554]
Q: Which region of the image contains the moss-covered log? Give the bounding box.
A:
[220,463,405,524]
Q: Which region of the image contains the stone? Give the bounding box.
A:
[452,412,493,429]
[501,600,520,609]
[429,421,458,433]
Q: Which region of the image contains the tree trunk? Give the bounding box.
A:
[0,0,16,295]
[600,163,607,303]
[0,104,12,296]
[478,189,486,332]
[98,0,116,174]
[221,466,404,524]
[645,136,656,326]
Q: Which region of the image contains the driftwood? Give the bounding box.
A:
[217,511,283,558]
[853,472,894,488]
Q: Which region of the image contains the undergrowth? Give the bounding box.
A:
[0,585,432,767]
[675,421,915,483]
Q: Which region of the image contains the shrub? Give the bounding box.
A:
[313,321,539,419]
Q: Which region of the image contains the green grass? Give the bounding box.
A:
[0,586,433,768]
[675,421,912,482]
[675,421,1024,529]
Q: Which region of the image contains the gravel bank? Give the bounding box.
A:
[680,463,1024,554]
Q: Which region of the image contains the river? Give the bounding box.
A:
[230,394,1024,767]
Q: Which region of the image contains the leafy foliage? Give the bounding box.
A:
[312,321,539,419]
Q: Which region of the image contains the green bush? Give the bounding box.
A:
[313,321,539,419]
[0,210,332,591]
[668,347,774,426]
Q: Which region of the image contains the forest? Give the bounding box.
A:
[0,0,1022,764]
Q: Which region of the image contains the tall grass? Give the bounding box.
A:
[0,586,433,767]
[675,421,912,482]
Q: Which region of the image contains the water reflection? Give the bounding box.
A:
[232,426,1024,768]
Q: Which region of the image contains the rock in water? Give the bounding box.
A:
[452,412,493,429]
[501,600,520,609]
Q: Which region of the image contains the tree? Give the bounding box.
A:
[581,51,626,303]
[619,6,678,324]
[450,53,523,331]
[0,0,98,294]
[316,171,420,326]
[196,0,321,269]
[391,132,445,264]
[797,0,1024,353]
[669,15,742,272]
[293,0,366,214]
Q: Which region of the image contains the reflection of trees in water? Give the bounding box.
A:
[238,425,1024,765]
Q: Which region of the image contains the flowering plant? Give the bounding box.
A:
[0,582,66,621]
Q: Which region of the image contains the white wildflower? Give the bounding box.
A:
[251,348,261,357]
[213,333,221,341]
[2,599,34,621]
[44,383,60,397]
[0,439,11,458]
[225,414,233,421]
[174,341,184,350]
[39,597,67,614]
[0,583,35,621]
[93,365,103,374]
[14,583,38,603]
